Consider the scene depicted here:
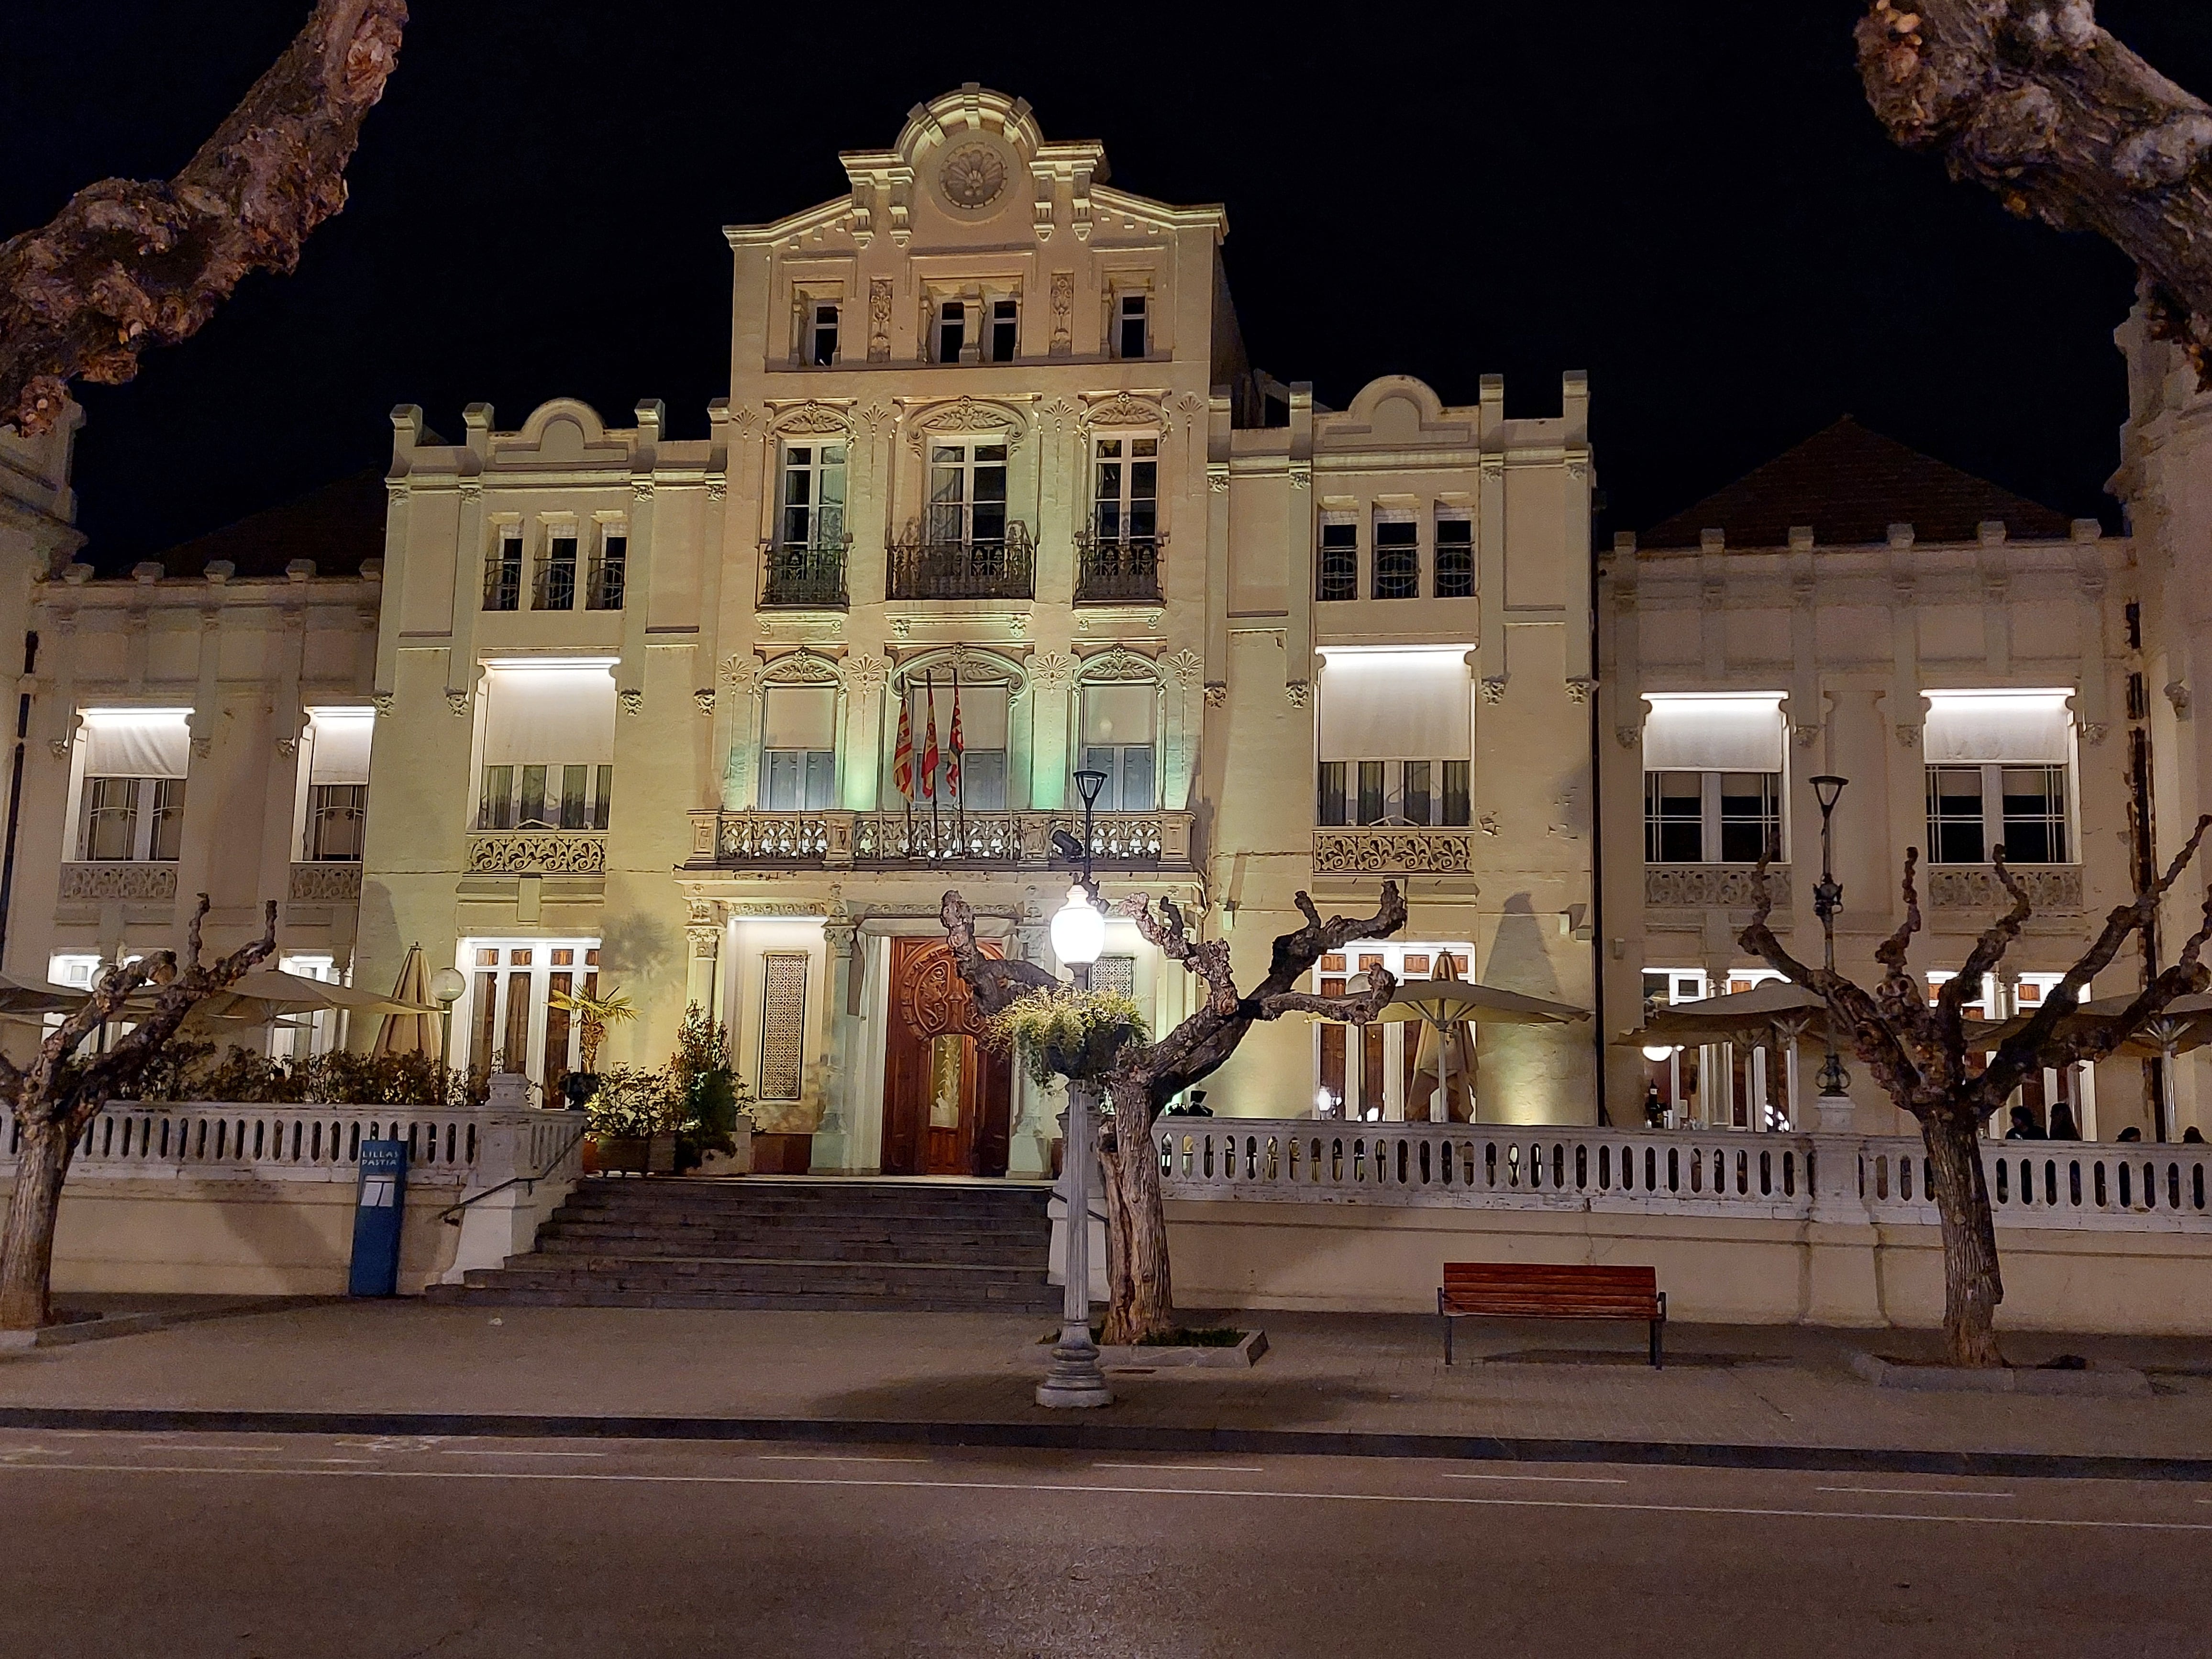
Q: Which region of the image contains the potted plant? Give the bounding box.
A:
[667,1002,752,1173]
[988,986,1149,1090]
[586,1064,679,1176]
[550,983,637,1111]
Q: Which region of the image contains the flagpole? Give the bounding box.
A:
[927,672,941,859]
[951,663,965,855]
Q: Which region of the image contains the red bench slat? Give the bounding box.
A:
[1437,1261,1666,1366]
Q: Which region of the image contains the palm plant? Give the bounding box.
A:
[548,984,636,1073]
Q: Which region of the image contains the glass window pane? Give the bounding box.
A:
[519,765,547,827]
[1441,760,1470,827]
[594,765,613,830]
[1357,761,1385,825]
[804,750,836,811]
[560,765,587,830]
[1404,760,1432,826]
[1119,744,1154,811]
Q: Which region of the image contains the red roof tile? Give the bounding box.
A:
[147,469,387,580]
[1638,418,2075,551]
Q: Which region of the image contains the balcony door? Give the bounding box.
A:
[881,937,1011,1177]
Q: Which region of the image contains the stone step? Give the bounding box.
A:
[426,1283,1062,1314]
[558,1185,1050,1218]
[531,1233,1047,1268]
[447,1256,1056,1307]
[540,1217,1047,1245]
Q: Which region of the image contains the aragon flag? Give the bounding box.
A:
[945,668,964,798]
[892,691,914,800]
[920,676,940,799]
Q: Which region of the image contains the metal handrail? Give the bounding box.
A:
[888,520,1035,600]
[438,1117,590,1226]
[1073,528,1164,603]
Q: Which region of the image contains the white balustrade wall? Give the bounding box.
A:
[1158,1118,2212,1232]
[0,1100,586,1194]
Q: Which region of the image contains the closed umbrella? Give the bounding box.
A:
[1408,952,1479,1122]
[373,943,441,1057]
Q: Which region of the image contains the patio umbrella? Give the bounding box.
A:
[1408,952,1478,1122]
[372,943,442,1058]
[0,973,93,1020]
[1371,973,1587,1126]
[1615,981,1828,1126]
[181,967,435,1055]
[1975,990,2212,1139]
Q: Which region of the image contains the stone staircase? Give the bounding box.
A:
[427,1177,1062,1314]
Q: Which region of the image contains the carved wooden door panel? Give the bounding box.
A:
[882,937,1013,1177]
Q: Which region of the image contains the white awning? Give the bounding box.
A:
[1924,692,2072,764]
[307,711,374,785]
[81,710,190,779]
[1081,684,1155,746]
[483,666,616,766]
[762,684,838,752]
[1318,649,1471,761]
[1642,694,1785,772]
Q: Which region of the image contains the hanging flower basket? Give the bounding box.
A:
[987,987,1149,1090]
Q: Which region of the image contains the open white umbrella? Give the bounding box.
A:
[0,973,95,1020]
[1371,971,1587,1125]
[1616,981,1827,1125]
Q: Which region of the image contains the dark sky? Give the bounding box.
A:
[11,3,2212,570]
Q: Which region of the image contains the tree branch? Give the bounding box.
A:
[1858,0,2212,384]
[0,0,408,436]
[937,891,1060,1017]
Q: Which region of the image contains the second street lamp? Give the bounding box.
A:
[1039,878,1112,1409]
[1808,774,1853,1123]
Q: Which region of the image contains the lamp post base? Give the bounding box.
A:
[1035,1321,1114,1409]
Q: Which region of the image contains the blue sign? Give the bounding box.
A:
[347,1139,408,1297]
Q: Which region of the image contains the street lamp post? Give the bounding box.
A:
[1040,823,1113,1408]
[1809,774,1853,1129]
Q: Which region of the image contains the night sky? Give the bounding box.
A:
[10,3,2212,570]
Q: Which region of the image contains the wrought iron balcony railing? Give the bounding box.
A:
[690,808,1194,872]
[1074,530,1164,604]
[888,521,1035,601]
[761,539,850,608]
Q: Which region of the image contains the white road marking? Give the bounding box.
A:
[1443,1472,1629,1485]
[4,1463,2211,1532]
[438,1449,608,1458]
[1818,1486,2014,1500]
[1094,1463,1266,1473]
[754,1454,930,1464]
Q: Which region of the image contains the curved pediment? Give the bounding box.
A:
[497,398,631,467]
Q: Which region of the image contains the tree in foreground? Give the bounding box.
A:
[0,0,408,436]
[943,883,1406,1344]
[0,897,276,1330]
[1741,823,2212,1366]
[1857,0,2212,378]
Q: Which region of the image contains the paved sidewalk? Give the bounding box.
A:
[1,1299,2209,1469]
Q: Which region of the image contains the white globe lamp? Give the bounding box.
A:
[1050,884,1105,970]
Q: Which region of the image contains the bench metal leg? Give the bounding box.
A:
[1444,1315,1454,1366]
[1650,1292,1666,1369]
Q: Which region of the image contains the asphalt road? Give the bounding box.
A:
[1,1430,2205,1657]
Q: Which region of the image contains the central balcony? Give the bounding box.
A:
[1074,530,1164,605]
[691,809,1194,873]
[760,539,850,608]
[887,522,1035,601]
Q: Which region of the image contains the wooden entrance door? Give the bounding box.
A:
[881,937,1013,1177]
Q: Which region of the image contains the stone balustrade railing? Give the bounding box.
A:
[466,831,608,875]
[0,1099,584,1194]
[1312,828,1474,875]
[1925,863,2083,916]
[58,862,178,902]
[287,861,363,902]
[1643,864,1791,911]
[1157,1117,2212,1230]
[693,808,1195,871]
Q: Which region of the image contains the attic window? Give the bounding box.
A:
[1117,294,1148,359]
[810,303,839,366]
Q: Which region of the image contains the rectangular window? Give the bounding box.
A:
[1092,437,1159,543]
[1080,682,1156,812]
[1317,760,1347,827]
[779,443,847,551]
[1640,695,1787,864]
[1357,760,1385,825]
[1435,517,1473,598]
[926,442,1008,546]
[989,298,1018,363]
[1441,759,1470,827]
[1404,760,1432,827]
[310,784,366,861]
[476,665,617,831]
[1922,692,2074,865]
[810,302,839,366]
[909,679,1010,808]
[588,532,627,611]
[1081,744,1155,813]
[1718,772,1781,863]
[937,300,965,364]
[1317,522,1357,601]
[762,683,838,812]
[83,776,142,861]
[536,534,577,612]
[484,531,523,611]
[76,710,192,863]
[1117,293,1148,359]
[758,951,809,1101]
[1373,520,1418,599]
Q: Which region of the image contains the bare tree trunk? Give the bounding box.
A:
[1097,1079,1174,1345]
[1920,1102,2006,1368]
[0,1118,73,1331]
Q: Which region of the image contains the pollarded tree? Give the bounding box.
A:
[1741,823,2212,1367]
[1857,0,2212,379]
[0,896,276,1330]
[941,883,1407,1344]
[0,1,408,437]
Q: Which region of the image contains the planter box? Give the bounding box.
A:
[595,1134,677,1177]
[1029,1330,1269,1369]
[750,1132,814,1175]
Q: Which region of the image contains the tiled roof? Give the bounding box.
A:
[1637,418,2076,551]
[145,469,388,579]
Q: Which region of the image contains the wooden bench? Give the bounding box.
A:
[1438,1262,1666,1367]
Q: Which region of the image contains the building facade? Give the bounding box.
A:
[19,87,2199,1157]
